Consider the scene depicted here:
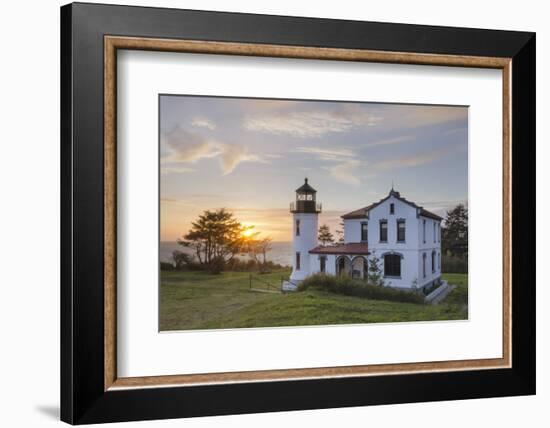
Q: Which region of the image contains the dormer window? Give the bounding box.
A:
[390,203,395,215]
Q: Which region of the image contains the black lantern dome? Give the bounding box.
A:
[290,178,322,213]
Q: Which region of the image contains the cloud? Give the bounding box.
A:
[161,166,195,175]
[383,105,468,129]
[293,146,362,185]
[191,116,216,130]
[364,135,414,147]
[161,127,265,174]
[294,146,355,161]
[243,105,381,138]
[218,144,263,174]
[374,144,463,171]
[327,160,361,186]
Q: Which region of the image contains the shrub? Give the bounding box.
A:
[171,250,201,271]
[224,258,289,273]
[442,254,468,274]
[298,274,424,304]
[160,262,175,271]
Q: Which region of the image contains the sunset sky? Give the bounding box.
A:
[160,95,468,242]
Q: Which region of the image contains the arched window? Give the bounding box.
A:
[384,254,401,277]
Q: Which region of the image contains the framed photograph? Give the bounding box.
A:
[61,2,535,424]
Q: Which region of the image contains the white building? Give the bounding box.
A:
[289,179,443,292]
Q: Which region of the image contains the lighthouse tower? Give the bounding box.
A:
[289,178,322,283]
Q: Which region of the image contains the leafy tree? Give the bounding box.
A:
[318,224,334,246]
[335,221,345,244]
[441,204,468,258]
[367,252,385,287]
[178,209,247,272]
[247,236,274,273]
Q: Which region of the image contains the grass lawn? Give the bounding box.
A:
[160,270,468,331]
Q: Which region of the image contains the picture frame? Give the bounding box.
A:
[60,2,535,424]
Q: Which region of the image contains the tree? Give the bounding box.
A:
[247,236,274,272]
[335,221,345,244]
[367,252,384,286]
[177,208,247,272]
[441,204,468,258]
[318,224,334,246]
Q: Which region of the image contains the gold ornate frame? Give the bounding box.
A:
[103,36,512,391]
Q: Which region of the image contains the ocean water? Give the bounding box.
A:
[160,241,293,266]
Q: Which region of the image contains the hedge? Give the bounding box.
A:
[298,274,424,304]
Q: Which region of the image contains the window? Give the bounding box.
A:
[384,254,401,277]
[423,219,426,243]
[295,252,301,270]
[320,256,326,273]
[390,203,395,215]
[379,220,388,242]
[438,252,441,269]
[361,222,368,242]
[423,253,427,277]
[431,251,435,273]
[438,224,441,242]
[296,219,300,236]
[433,223,436,243]
[397,219,406,242]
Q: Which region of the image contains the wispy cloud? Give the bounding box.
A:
[190,116,216,130]
[243,105,381,138]
[294,146,355,161]
[161,166,195,175]
[327,159,361,186]
[374,144,463,171]
[385,105,468,129]
[364,135,414,147]
[162,127,265,174]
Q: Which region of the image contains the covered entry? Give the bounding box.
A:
[336,256,352,277]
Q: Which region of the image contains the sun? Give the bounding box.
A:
[242,228,255,238]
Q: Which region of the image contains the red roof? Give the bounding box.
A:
[309,243,370,255]
[341,189,443,221]
[340,203,377,219]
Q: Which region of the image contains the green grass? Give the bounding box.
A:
[159,270,468,331]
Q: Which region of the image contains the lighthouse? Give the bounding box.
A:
[289,178,322,284]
